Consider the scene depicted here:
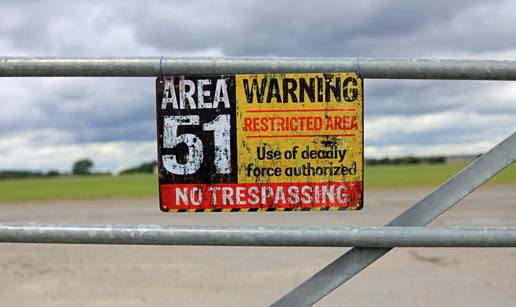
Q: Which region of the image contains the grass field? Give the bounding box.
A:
[365,163,516,189]
[0,163,515,202]
[0,174,157,202]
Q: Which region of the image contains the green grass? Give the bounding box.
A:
[0,163,515,202]
[0,174,158,202]
[365,162,516,189]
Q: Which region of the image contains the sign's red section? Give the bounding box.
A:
[160,182,362,211]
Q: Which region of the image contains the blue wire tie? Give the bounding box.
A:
[159,55,164,82]
[356,57,361,78]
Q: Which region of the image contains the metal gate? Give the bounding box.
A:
[1,57,515,306]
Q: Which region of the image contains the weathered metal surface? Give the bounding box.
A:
[2,224,516,247]
[156,73,363,212]
[2,57,516,80]
[272,131,516,306]
[1,56,515,305]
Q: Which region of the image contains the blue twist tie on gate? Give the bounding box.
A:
[159,55,164,82]
[356,57,361,78]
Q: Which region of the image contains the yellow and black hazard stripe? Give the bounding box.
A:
[166,206,358,213]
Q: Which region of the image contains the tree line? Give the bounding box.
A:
[0,159,157,180]
[365,156,445,165]
[0,156,447,180]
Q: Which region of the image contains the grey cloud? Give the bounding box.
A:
[124,0,496,57]
[0,77,155,143]
[0,0,516,170]
[1,0,513,57]
[365,80,516,117]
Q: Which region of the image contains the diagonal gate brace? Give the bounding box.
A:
[272,132,516,306]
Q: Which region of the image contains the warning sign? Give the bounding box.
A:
[156,73,363,212]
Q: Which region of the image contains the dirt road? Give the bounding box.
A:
[0,186,515,306]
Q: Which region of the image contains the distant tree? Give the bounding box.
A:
[72,159,94,175]
[0,170,44,180]
[120,161,157,175]
[424,156,446,164]
[46,170,61,177]
[365,156,446,166]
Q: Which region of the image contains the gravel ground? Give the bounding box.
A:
[0,185,515,306]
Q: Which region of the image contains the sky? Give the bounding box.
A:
[0,0,515,172]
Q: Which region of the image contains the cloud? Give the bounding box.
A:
[0,0,515,171]
[365,110,514,145]
[0,129,155,172]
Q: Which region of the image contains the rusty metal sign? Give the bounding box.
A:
[156,73,363,212]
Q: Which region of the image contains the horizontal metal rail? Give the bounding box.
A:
[2,57,516,80]
[273,131,516,306]
[1,224,516,247]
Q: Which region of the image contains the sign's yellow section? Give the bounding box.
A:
[236,73,363,184]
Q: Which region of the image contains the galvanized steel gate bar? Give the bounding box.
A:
[2,224,516,247]
[0,57,515,306]
[1,57,516,80]
[272,132,516,306]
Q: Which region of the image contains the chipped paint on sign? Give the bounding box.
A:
[156,73,363,212]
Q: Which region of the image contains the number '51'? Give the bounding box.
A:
[162,115,231,175]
